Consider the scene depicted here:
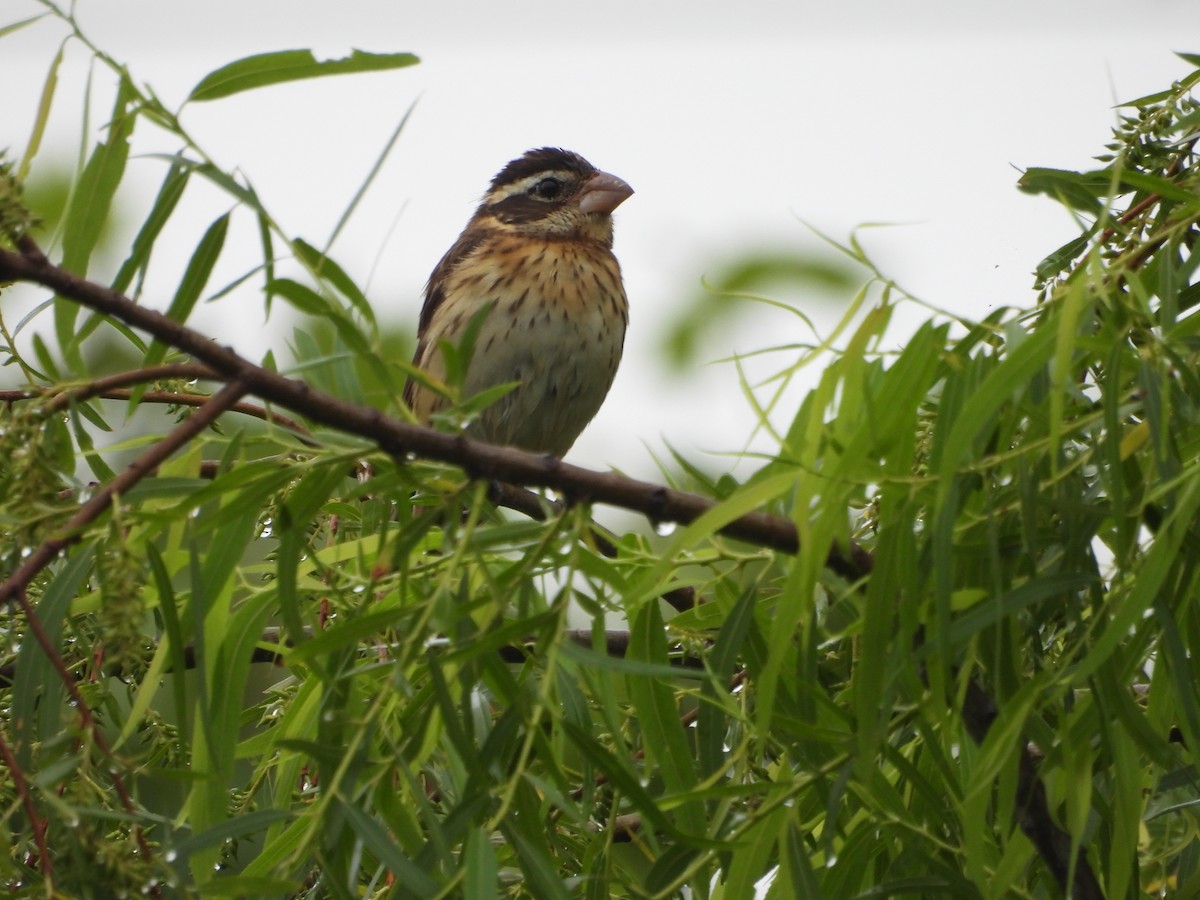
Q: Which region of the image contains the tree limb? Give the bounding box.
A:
[0,239,871,581]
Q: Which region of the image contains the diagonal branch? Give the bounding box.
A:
[0,239,871,585]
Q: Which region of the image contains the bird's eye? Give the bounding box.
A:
[531,177,563,199]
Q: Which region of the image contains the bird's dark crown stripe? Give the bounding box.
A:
[489,147,594,190]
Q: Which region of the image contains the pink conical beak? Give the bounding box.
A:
[577,170,633,214]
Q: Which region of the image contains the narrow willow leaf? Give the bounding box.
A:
[275,462,348,646]
[293,239,376,326]
[187,49,419,103]
[723,806,785,899]
[1119,169,1200,204]
[1016,166,1110,213]
[268,277,372,355]
[934,572,1096,650]
[58,77,136,362]
[140,155,272,220]
[283,605,410,666]
[1034,234,1091,282]
[127,543,188,747]
[934,322,1057,506]
[337,797,439,898]
[267,277,331,317]
[628,602,704,837]
[67,400,116,482]
[1105,726,1142,900]
[557,640,704,680]
[698,587,755,777]
[777,821,821,899]
[559,719,679,840]
[499,818,573,900]
[17,40,64,182]
[186,581,273,883]
[626,470,800,605]
[11,545,96,768]
[0,12,49,38]
[182,876,301,896]
[170,808,293,860]
[645,844,703,896]
[1152,604,1200,756]
[112,158,190,295]
[143,212,230,368]
[462,827,499,900]
[323,98,417,254]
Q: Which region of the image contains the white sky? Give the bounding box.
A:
[5,1,1200,495]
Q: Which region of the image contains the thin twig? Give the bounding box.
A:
[0,362,312,438]
[0,727,51,886]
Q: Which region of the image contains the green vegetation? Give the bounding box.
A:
[2,6,1200,898]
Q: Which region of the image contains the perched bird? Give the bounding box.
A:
[404,148,633,457]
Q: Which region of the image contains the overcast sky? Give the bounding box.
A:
[5,1,1200,491]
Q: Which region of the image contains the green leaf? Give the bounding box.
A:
[58,76,136,364]
[0,12,49,39]
[275,461,349,646]
[1016,166,1111,214]
[11,546,96,768]
[1119,169,1200,204]
[187,49,419,103]
[143,211,230,367]
[462,827,500,900]
[170,808,293,859]
[112,158,190,295]
[337,796,439,898]
[17,40,63,182]
[292,239,376,326]
[627,601,704,837]
[1033,233,1090,283]
[723,806,785,899]
[268,278,372,356]
[933,321,1057,505]
[499,814,572,900]
[697,587,755,777]
[322,98,417,253]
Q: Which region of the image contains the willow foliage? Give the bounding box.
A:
[2,9,1200,899]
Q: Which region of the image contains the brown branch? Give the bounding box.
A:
[0,727,51,885]
[960,679,1104,900]
[0,362,218,400]
[0,241,872,590]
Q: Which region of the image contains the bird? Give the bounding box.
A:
[403,147,633,457]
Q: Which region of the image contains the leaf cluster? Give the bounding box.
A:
[2,9,1200,899]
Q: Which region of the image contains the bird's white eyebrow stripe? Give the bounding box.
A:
[485,170,577,203]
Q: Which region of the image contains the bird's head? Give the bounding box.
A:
[475,147,633,245]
